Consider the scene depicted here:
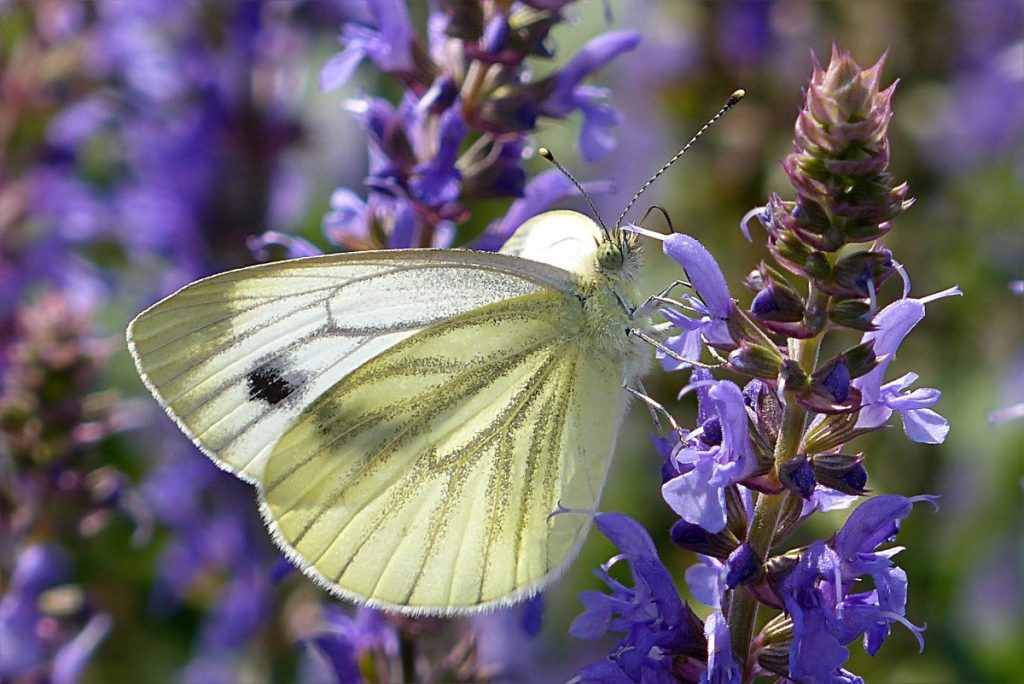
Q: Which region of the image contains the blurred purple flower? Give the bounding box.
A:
[928,1,1024,169]
[320,0,414,91]
[0,545,111,684]
[716,1,774,67]
[248,231,322,262]
[476,169,614,250]
[542,31,641,160]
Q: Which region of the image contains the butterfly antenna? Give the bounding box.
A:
[615,89,745,231]
[538,147,610,238]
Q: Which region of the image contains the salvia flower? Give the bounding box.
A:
[777,495,935,681]
[574,46,951,684]
[853,287,962,443]
[571,513,705,683]
[311,0,639,251]
[652,234,736,370]
[662,372,757,533]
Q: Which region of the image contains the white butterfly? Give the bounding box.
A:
[127,209,655,615]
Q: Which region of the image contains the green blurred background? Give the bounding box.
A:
[2,1,1021,682]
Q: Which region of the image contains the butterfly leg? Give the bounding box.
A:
[623,382,681,437]
[633,280,691,317]
[627,328,721,370]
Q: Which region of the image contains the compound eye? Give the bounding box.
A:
[597,243,625,272]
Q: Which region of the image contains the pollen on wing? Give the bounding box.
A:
[247,358,302,406]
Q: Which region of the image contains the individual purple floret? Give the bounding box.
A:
[854,287,962,443]
[662,373,756,533]
[656,234,736,369]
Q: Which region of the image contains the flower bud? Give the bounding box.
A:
[779,456,817,498]
[728,342,784,380]
[756,642,793,679]
[743,379,783,449]
[771,492,808,544]
[819,249,897,299]
[750,279,809,338]
[778,359,809,394]
[828,298,875,331]
[813,356,851,403]
[725,542,761,588]
[843,340,879,379]
[812,453,869,494]
[669,519,739,560]
[802,411,882,454]
[797,355,862,414]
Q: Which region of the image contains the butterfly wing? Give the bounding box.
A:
[126,250,580,483]
[258,288,632,614]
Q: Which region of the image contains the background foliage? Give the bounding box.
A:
[2,1,1021,682]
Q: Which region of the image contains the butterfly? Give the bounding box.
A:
[126,88,745,615]
[127,208,655,615]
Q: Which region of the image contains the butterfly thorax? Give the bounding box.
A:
[569,231,647,388]
[499,210,649,381]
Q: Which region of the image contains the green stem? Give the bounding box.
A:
[461,60,490,118]
[730,332,823,681]
[399,631,417,684]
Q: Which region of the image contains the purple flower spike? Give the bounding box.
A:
[662,379,755,533]
[574,85,624,161]
[854,287,961,442]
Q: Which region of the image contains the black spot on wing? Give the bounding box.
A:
[247,359,300,406]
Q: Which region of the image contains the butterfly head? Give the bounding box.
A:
[596,229,642,281]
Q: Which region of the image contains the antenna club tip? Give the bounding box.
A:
[538,147,554,160]
[730,89,746,103]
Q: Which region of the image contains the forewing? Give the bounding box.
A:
[126,250,579,483]
[259,290,632,614]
